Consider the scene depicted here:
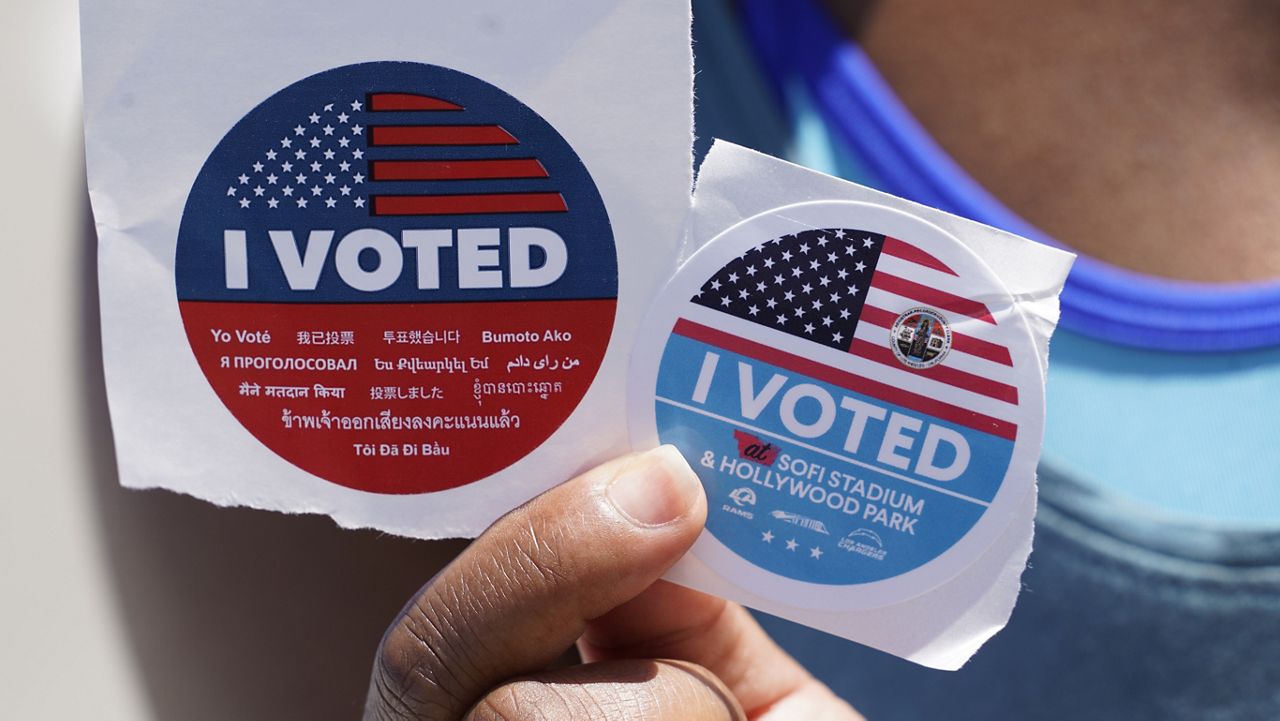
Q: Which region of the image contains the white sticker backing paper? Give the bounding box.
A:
[83,0,692,538]
[629,141,1076,669]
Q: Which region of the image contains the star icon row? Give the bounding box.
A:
[761,531,824,559]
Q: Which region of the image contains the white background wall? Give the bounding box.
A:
[0,4,464,717]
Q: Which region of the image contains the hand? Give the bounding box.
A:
[364,446,865,720]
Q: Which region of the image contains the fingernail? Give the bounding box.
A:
[606,445,702,527]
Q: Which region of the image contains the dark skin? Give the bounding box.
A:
[94,2,1278,719]
[362,448,863,720]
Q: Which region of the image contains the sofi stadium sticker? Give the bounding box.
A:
[629,201,1044,609]
[176,62,617,494]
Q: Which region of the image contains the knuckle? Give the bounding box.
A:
[367,593,476,719]
[467,678,629,721]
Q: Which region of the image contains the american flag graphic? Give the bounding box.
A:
[681,228,1020,441]
[225,92,566,217]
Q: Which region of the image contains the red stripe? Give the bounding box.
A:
[847,339,1019,404]
[882,237,956,276]
[871,272,997,325]
[370,159,548,181]
[860,305,1012,366]
[370,125,518,146]
[367,93,463,111]
[372,193,567,216]
[673,318,1018,441]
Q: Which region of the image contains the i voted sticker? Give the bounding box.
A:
[176,62,616,495]
[629,201,1044,609]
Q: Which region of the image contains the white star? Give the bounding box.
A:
[238,197,250,208]
[834,229,847,239]
[323,149,336,160]
[311,185,323,196]
[310,161,321,172]
[845,245,857,256]
[308,112,320,124]
[296,197,308,208]
[793,307,806,319]
[756,282,767,293]
[338,160,350,172]
[819,275,831,287]
[746,265,758,276]
[252,161,264,172]
[839,308,851,320]
[762,530,774,543]
[829,291,841,303]
[804,323,815,334]
[738,289,749,300]
[720,296,732,307]
[337,112,349,123]
[281,161,294,173]
[850,285,860,295]
[294,149,306,160]
[763,257,775,269]
[353,197,366,208]
[855,261,867,272]
[810,546,824,559]
[352,148,364,159]
[266,197,279,209]
[727,272,739,283]
[266,173,278,185]
[238,174,249,184]
[293,124,306,136]
[309,137,321,148]
[809,259,821,271]
[780,250,793,262]
[748,305,759,316]
[812,299,823,310]
[351,124,363,135]
[339,137,351,148]
[776,313,788,325]
[863,236,875,248]
[827,252,838,263]
[801,283,813,294]
[252,186,264,197]
[265,149,277,160]
[280,137,292,148]
[281,186,293,196]
[322,125,334,136]
[324,197,337,208]
[295,174,307,184]
[837,268,849,280]
[791,267,803,278]
[226,186,236,196]
[765,298,777,309]
[832,331,843,344]
[352,172,364,183]
[783,290,795,302]
[786,539,798,551]
[817,235,829,247]
[822,316,833,327]
[339,185,351,196]
[324,173,336,184]
[350,99,363,111]
[710,279,722,291]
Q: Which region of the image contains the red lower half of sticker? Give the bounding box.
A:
[179,298,616,494]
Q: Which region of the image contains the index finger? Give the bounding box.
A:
[365,446,707,721]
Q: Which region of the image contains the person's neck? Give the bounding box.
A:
[843,0,1280,283]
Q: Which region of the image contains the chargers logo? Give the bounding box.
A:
[175,62,617,494]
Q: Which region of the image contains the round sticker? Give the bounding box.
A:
[176,62,616,494]
[629,201,1043,610]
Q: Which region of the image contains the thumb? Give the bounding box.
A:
[365,446,707,721]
